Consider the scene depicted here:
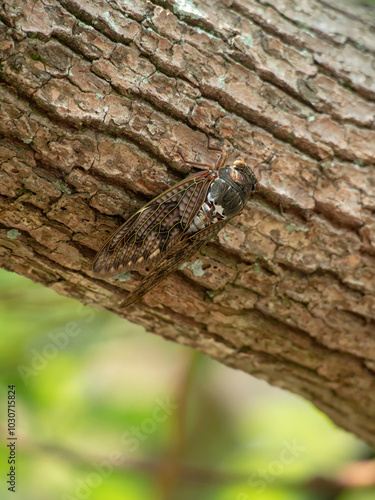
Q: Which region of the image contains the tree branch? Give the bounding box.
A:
[1,0,375,446]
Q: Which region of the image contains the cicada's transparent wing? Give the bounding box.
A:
[92,170,216,278]
[120,219,229,308]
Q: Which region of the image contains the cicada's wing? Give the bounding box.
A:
[120,219,229,308]
[93,170,216,278]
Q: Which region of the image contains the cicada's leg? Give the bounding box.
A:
[206,136,228,170]
[213,152,227,171]
[177,149,214,170]
[178,135,228,171]
[256,154,275,180]
[207,135,223,153]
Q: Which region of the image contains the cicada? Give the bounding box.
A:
[93,145,257,307]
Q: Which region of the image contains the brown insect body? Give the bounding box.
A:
[93,150,257,307]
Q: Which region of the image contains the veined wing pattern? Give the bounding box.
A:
[93,170,216,278]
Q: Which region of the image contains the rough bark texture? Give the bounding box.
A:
[1,0,375,446]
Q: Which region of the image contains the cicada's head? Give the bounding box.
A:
[227,159,257,200]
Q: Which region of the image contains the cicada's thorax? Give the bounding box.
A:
[187,161,257,235]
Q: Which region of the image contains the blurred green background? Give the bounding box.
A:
[0,268,374,500]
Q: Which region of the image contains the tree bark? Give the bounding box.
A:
[1,0,375,446]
